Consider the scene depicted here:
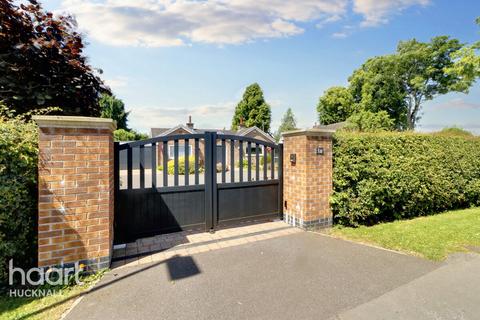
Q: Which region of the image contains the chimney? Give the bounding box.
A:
[186,115,194,129]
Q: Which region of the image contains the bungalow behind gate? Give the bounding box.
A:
[151,116,276,168]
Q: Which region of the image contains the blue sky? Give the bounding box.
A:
[43,0,480,134]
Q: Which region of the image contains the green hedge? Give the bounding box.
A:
[332,132,480,226]
[0,116,38,286]
[169,156,195,175]
[161,156,202,175]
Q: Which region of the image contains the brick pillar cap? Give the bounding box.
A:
[32,115,116,131]
[282,128,335,138]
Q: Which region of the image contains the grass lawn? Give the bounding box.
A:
[331,207,480,261]
[0,272,104,320]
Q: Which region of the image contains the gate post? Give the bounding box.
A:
[282,129,334,230]
[278,143,284,220]
[33,116,116,270]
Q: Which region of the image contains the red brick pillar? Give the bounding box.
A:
[282,129,334,229]
[33,116,116,269]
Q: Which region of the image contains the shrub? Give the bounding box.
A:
[332,131,480,226]
[166,156,198,175]
[433,127,474,137]
[114,129,148,142]
[0,114,38,286]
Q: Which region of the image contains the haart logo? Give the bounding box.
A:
[8,260,84,297]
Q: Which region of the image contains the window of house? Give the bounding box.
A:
[246,145,264,155]
[168,144,192,159]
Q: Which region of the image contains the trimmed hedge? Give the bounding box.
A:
[332,132,480,226]
[165,156,201,175]
[0,116,38,286]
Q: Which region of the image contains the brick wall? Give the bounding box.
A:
[34,116,116,269]
[282,130,333,229]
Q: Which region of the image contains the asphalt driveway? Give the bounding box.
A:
[65,231,445,320]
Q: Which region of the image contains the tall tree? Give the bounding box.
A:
[99,94,129,130]
[317,36,479,130]
[232,83,271,132]
[445,18,480,93]
[0,0,109,116]
[348,56,408,129]
[344,110,395,132]
[317,86,354,125]
[395,36,468,129]
[274,107,297,141]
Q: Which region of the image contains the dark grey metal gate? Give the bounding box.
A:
[114,132,283,244]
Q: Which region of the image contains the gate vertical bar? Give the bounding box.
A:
[263,146,267,180]
[270,147,275,179]
[255,143,260,181]
[127,146,132,189]
[278,143,284,219]
[211,132,218,228]
[239,141,243,182]
[230,139,235,183]
[194,139,199,185]
[204,132,214,231]
[151,142,157,188]
[221,139,226,183]
[174,140,179,186]
[184,139,189,186]
[139,145,145,189]
[247,142,252,181]
[162,141,168,187]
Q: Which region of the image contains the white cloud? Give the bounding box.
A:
[128,101,236,132]
[104,76,129,90]
[127,94,285,133]
[267,98,284,108]
[353,0,430,27]
[330,24,355,38]
[58,0,348,47]
[54,0,431,46]
[332,31,348,39]
[316,14,342,29]
[431,98,480,110]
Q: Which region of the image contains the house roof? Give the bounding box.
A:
[237,126,276,143]
[158,124,196,136]
[150,127,169,137]
[315,121,347,130]
[150,124,275,143]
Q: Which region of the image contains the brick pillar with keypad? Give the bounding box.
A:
[282,129,334,229]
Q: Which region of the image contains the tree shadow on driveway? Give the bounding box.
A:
[15,254,200,320]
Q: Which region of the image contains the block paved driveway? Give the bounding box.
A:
[63,222,454,320]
